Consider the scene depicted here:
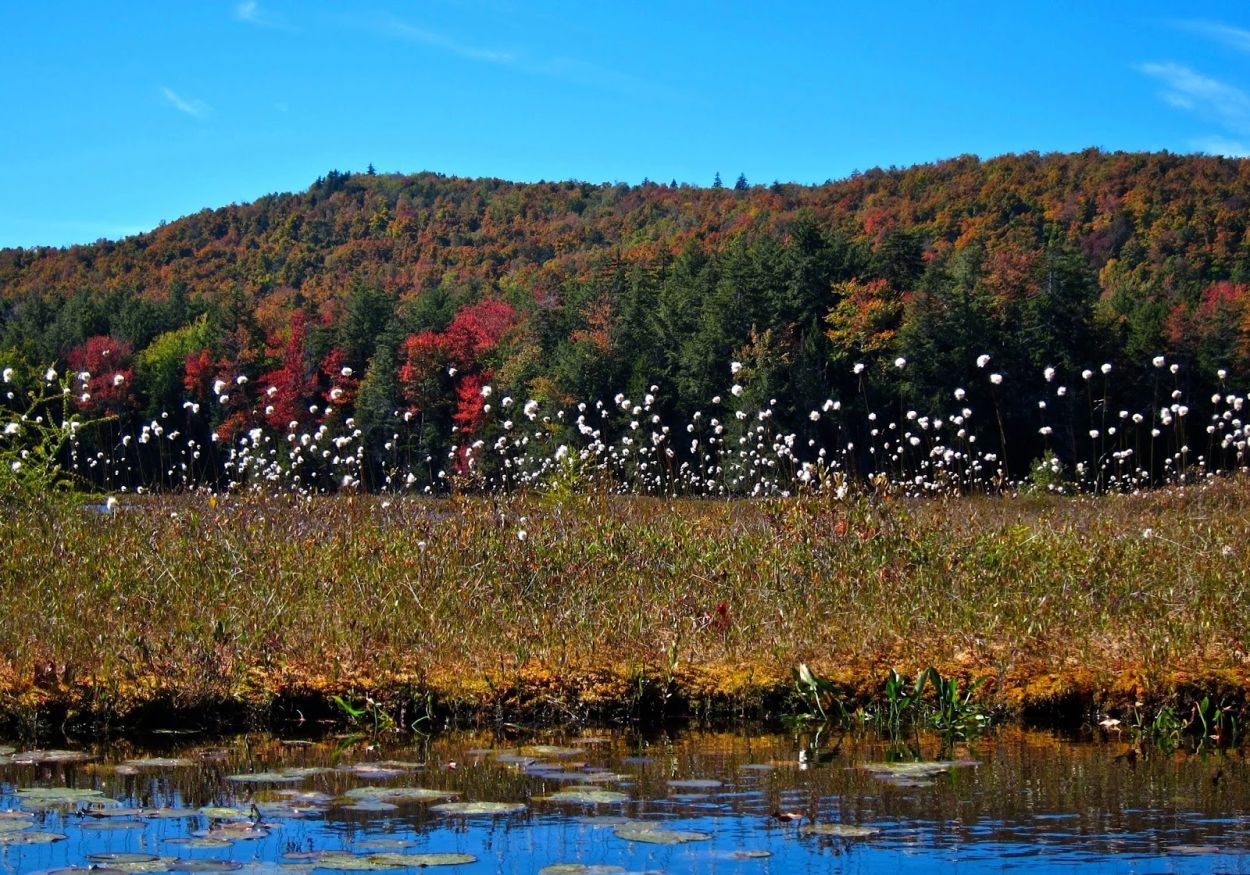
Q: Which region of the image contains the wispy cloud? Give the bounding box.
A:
[358,13,654,97]
[160,86,210,118]
[378,14,515,64]
[1190,134,1250,158]
[1138,62,1250,130]
[1172,19,1250,54]
[234,0,293,31]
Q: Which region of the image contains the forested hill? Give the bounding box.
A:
[1,149,1249,481]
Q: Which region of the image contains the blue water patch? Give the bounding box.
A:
[0,729,1247,874]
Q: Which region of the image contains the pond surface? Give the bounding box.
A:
[0,726,1247,874]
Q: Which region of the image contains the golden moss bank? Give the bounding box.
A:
[1,481,1248,733]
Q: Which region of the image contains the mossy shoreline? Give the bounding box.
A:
[4,659,1250,737]
[2,481,1249,737]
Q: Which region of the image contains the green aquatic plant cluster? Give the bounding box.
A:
[795,664,989,739]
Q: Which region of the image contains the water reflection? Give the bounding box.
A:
[0,727,1246,873]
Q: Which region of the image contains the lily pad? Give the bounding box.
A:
[194,823,269,841]
[166,861,243,873]
[87,854,162,865]
[725,850,772,859]
[144,808,199,819]
[799,823,880,838]
[341,801,399,813]
[539,866,626,875]
[0,745,15,755]
[365,855,476,868]
[667,778,723,790]
[80,819,148,830]
[11,749,94,764]
[0,830,67,845]
[351,760,424,771]
[125,757,195,768]
[198,806,251,819]
[112,856,178,873]
[430,801,527,816]
[520,745,581,757]
[166,837,234,849]
[344,767,401,780]
[861,761,956,778]
[613,827,710,845]
[226,770,307,783]
[0,818,34,833]
[288,853,397,871]
[538,788,629,805]
[343,786,456,803]
[577,770,625,782]
[16,787,106,801]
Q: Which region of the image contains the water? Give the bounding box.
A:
[1,726,1247,874]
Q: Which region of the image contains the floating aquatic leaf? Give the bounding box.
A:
[199,807,252,819]
[226,770,307,783]
[430,801,527,816]
[345,767,401,779]
[0,818,34,833]
[725,850,772,859]
[342,786,456,803]
[87,854,162,865]
[88,807,149,818]
[143,808,199,819]
[520,745,581,757]
[861,761,957,778]
[494,754,538,765]
[114,856,178,873]
[539,866,626,875]
[613,827,710,845]
[41,868,128,875]
[365,854,476,868]
[16,787,105,800]
[351,760,424,771]
[80,819,148,830]
[194,823,269,841]
[0,745,15,755]
[254,801,321,819]
[799,823,880,838]
[124,757,195,768]
[275,791,335,805]
[166,837,234,849]
[166,861,243,872]
[738,764,775,771]
[341,801,399,813]
[11,749,94,764]
[538,788,629,804]
[0,830,66,844]
[667,778,723,789]
[573,771,626,784]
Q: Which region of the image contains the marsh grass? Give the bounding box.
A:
[0,478,1248,731]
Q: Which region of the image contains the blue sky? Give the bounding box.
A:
[3,1,1250,248]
